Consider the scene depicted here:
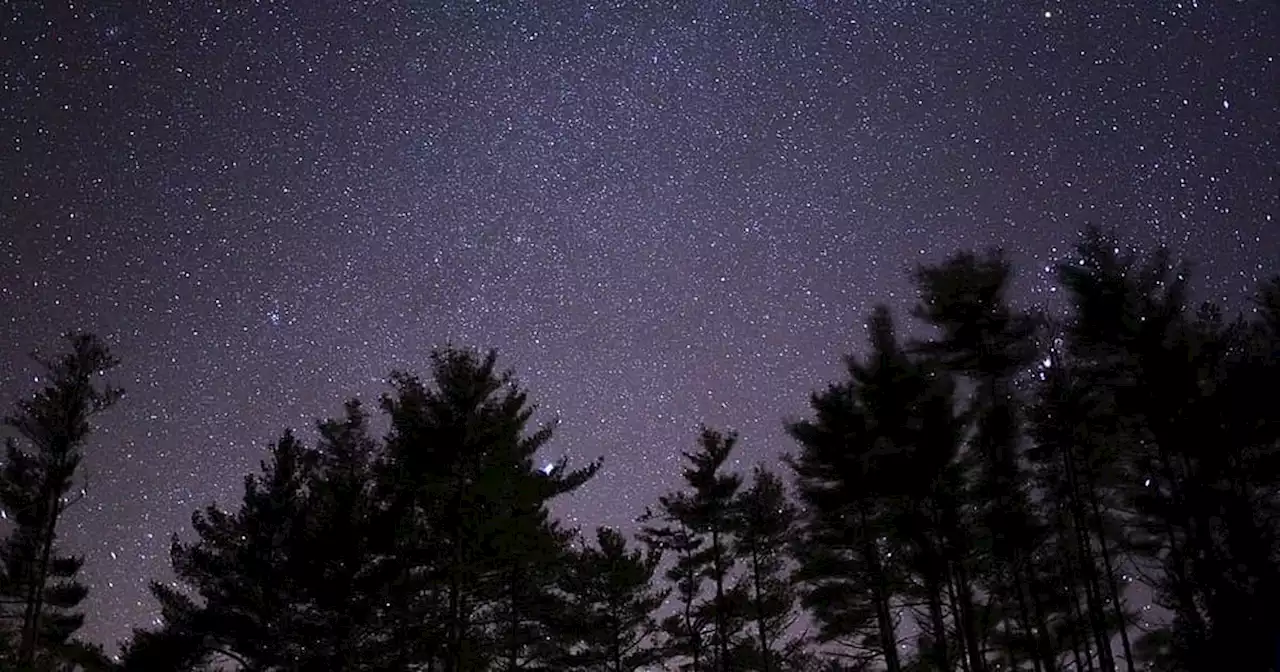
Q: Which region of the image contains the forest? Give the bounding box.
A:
[1,226,1276,672]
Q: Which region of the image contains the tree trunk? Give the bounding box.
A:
[682,544,703,672]
[1086,480,1135,672]
[611,613,623,672]
[946,567,973,672]
[19,486,63,666]
[925,567,951,672]
[1025,561,1057,672]
[948,538,986,672]
[1010,562,1044,672]
[447,499,465,672]
[1064,581,1095,672]
[507,569,519,671]
[1062,446,1115,672]
[750,546,773,672]
[711,528,731,672]
[860,509,901,672]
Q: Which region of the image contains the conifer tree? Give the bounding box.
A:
[869,344,969,672]
[684,429,746,672]
[376,347,598,672]
[639,427,744,672]
[129,404,396,672]
[638,501,707,672]
[1059,229,1280,669]
[912,252,1055,672]
[144,431,318,670]
[559,526,668,672]
[1025,317,1136,672]
[0,332,120,670]
[116,626,210,672]
[489,467,586,672]
[728,466,801,672]
[787,307,923,672]
[291,399,387,670]
[125,348,596,671]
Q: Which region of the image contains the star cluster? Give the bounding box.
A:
[1,0,1276,651]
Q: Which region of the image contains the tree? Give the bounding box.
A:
[0,332,121,671]
[116,626,211,672]
[871,349,969,672]
[125,401,398,672]
[125,347,598,671]
[289,399,388,670]
[912,251,1057,672]
[559,527,668,672]
[1059,228,1280,669]
[1024,315,1137,672]
[639,427,745,672]
[144,431,318,670]
[683,429,747,672]
[729,466,802,672]
[637,500,707,672]
[376,347,598,672]
[788,307,928,672]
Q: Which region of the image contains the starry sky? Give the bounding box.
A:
[1,0,1276,653]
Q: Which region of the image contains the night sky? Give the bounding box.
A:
[1,0,1276,653]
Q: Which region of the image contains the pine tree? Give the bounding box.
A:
[116,626,210,672]
[1025,316,1136,672]
[637,501,707,672]
[376,347,598,672]
[870,346,969,672]
[0,332,120,671]
[559,526,668,672]
[128,404,399,672]
[788,307,927,672]
[639,427,745,672]
[728,466,802,672]
[912,251,1055,672]
[143,431,319,670]
[489,469,586,672]
[684,429,746,672]
[291,399,388,670]
[1059,229,1280,669]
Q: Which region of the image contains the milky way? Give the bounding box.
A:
[1,1,1276,652]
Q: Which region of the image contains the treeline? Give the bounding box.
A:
[2,227,1277,671]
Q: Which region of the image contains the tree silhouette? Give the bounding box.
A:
[788,307,932,672]
[1025,314,1137,672]
[0,332,120,671]
[143,431,318,670]
[912,251,1057,672]
[637,498,707,672]
[375,347,598,672]
[559,526,668,671]
[639,427,745,672]
[729,465,804,672]
[1058,228,1280,669]
[289,399,386,669]
[110,230,1280,672]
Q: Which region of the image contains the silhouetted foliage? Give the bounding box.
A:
[124,347,599,672]
[788,306,956,672]
[112,230,1279,672]
[1057,228,1280,670]
[639,427,747,672]
[559,526,668,671]
[729,466,804,672]
[0,332,120,671]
